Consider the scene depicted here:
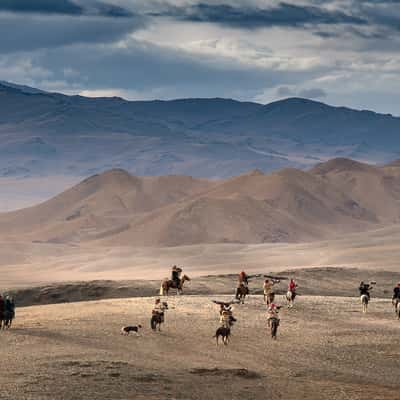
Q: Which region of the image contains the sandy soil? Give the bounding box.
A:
[3,221,400,289]
[0,295,399,400]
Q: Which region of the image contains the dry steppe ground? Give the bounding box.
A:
[0,294,399,400]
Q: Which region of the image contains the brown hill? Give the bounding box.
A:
[1,158,400,246]
[311,158,400,223]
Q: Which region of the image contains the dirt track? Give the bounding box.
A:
[0,295,399,399]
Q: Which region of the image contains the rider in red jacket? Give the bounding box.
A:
[288,279,297,298]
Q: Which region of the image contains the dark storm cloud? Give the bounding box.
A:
[151,2,365,29]
[36,39,316,98]
[0,0,134,18]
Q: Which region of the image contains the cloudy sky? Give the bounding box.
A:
[2,0,400,114]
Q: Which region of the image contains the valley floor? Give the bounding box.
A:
[0,295,399,399]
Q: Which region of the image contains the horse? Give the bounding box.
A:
[269,317,279,339]
[361,294,369,313]
[159,275,191,296]
[235,284,249,304]
[215,327,231,345]
[265,292,275,305]
[150,302,168,331]
[2,310,14,329]
[393,299,400,319]
[286,290,296,308]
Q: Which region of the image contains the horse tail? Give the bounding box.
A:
[159,284,164,296]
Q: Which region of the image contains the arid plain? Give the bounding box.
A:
[1,159,400,399]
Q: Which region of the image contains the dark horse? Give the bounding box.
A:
[235,284,249,304]
[150,302,169,331]
[3,310,14,329]
[215,327,231,345]
[269,317,279,339]
[160,275,191,296]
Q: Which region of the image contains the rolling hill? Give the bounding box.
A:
[0,158,399,246]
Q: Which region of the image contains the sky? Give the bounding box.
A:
[2,0,400,114]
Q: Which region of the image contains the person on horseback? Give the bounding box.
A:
[219,303,232,315]
[238,270,249,288]
[264,278,279,301]
[392,282,400,303]
[359,281,371,300]
[288,278,297,299]
[266,303,280,327]
[220,309,236,328]
[171,265,182,289]
[152,298,167,323]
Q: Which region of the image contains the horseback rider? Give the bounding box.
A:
[220,309,236,328]
[392,282,400,304]
[264,278,279,298]
[171,265,183,289]
[288,278,297,299]
[152,298,167,323]
[238,270,249,288]
[359,281,372,300]
[219,303,232,316]
[267,303,280,327]
[5,296,15,319]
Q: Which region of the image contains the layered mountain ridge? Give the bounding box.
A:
[1,158,400,246]
[1,81,400,179]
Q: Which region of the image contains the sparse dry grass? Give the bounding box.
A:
[0,295,399,399]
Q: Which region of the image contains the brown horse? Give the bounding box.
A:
[235,284,249,304]
[264,292,275,305]
[160,275,191,296]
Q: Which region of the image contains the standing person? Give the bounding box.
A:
[0,294,5,329]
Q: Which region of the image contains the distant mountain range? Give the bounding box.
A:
[1,158,400,246]
[1,81,400,178]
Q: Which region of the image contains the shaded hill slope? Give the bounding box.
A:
[1,158,400,245]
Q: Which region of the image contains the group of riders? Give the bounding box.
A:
[0,294,15,329]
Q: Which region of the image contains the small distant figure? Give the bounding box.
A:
[151,298,168,331]
[160,266,191,296]
[121,325,142,336]
[263,278,280,305]
[238,270,249,287]
[219,309,237,329]
[3,296,15,329]
[267,303,281,339]
[236,270,250,304]
[286,279,298,308]
[171,265,182,289]
[392,282,400,318]
[359,281,375,313]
